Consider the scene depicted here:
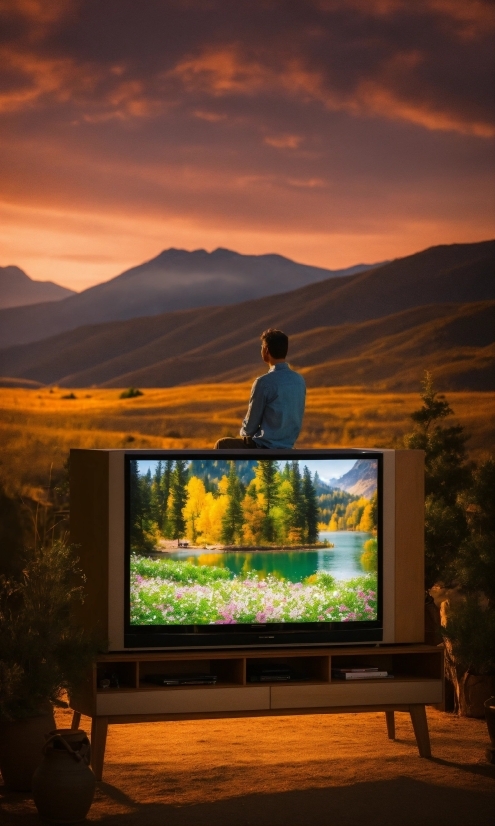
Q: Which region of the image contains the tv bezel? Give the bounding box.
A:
[124,449,384,649]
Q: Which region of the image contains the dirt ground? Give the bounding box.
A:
[1,706,494,826]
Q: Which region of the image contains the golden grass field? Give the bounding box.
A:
[2,385,493,501]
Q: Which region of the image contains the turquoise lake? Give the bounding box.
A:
[167,531,373,583]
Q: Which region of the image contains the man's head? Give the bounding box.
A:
[260,328,288,364]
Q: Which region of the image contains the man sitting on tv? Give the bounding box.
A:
[215,328,306,450]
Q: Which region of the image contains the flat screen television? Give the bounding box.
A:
[70,448,425,650]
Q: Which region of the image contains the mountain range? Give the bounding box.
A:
[329,460,378,499]
[0,249,381,349]
[0,240,492,392]
[0,266,75,309]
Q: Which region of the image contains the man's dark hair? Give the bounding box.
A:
[261,328,289,359]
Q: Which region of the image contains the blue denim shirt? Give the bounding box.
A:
[240,362,306,449]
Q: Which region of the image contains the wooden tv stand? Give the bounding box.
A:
[70,644,443,780]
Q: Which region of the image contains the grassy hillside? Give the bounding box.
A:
[0,241,493,389]
[1,385,493,501]
[0,300,493,392]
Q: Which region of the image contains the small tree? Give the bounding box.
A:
[288,461,305,544]
[456,457,495,608]
[168,460,189,539]
[302,467,319,544]
[403,372,471,591]
[442,456,495,712]
[221,462,244,544]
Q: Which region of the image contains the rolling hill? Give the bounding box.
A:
[0,266,75,309]
[0,240,493,392]
[0,248,381,348]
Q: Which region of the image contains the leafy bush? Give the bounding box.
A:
[120,387,143,399]
[0,540,100,721]
[442,595,495,676]
[360,538,377,572]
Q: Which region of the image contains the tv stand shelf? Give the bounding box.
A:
[70,644,443,780]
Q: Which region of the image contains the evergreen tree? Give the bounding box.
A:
[456,456,495,607]
[129,460,151,552]
[221,462,244,544]
[289,461,305,542]
[168,460,189,539]
[160,459,173,535]
[302,466,319,543]
[403,372,471,590]
[150,461,163,526]
[258,459,278,543]
[140,469,153,523]
[369,491,378,532]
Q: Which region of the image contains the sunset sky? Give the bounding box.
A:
[1,0,494,291]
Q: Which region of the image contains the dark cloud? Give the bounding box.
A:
[0,0,493,287]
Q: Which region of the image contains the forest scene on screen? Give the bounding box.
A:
[129,459,378,626]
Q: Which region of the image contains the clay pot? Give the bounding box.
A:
[485,696,495,764]
[32,729,96,824]
[0,709,56,791]
[459,674,495,718]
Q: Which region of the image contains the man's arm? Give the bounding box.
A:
[240,378,266,437]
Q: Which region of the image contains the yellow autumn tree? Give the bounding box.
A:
[183,476,207,543]
[242,482,265,544]
[358,500,374,532]
[195,490,229,545]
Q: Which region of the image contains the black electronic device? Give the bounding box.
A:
[143,673,218,686]
[248,664,297,683]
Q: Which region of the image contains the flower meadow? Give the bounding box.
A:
[130,555,377,625]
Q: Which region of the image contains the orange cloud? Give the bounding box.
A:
[170,47,270,96]
[355,80,495,138]
[171,46,495,138]
[264,135,303,149]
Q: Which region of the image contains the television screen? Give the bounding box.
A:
[125,452,382,646]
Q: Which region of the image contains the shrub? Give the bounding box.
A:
[120,387,143,399]
[0,540,100,721]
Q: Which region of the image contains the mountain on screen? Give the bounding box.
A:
[328,461,378,499]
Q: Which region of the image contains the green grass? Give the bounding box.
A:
[130,554,377,626]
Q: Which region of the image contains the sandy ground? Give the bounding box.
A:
[1,706,494,826]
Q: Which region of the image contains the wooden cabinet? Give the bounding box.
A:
[70,644,443,780]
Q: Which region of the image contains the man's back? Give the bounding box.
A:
[241,362,306,449]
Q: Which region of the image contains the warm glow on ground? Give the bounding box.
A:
[1,385,493,500]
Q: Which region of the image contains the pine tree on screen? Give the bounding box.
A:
[160,459,173,536]
[303,466,319,543]
[289,461,305,543]
[168,460,189,539]
[221,462,244,544]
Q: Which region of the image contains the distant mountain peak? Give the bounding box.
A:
[0,265,75,310]
[211,247,237,257]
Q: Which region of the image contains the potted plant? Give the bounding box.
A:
[441,457,495,717]
[0,539,99,790]
[442,595,495,717]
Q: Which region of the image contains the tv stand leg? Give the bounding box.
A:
[385,711,395,740]
[409,704,431,758]
[71,711,81,730]
[91,716,108,780]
